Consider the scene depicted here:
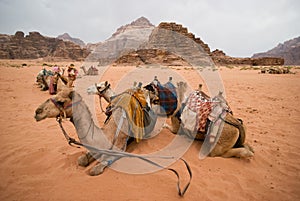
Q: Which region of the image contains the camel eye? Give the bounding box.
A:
[36,108,43,114]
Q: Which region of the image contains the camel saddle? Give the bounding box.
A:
[155,81,178,116]
[106,89,157,142]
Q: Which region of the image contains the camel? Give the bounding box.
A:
[36,72,69,94]
[36,69,53,89]
[144,81,254,159]
[80,66,99,76]
[35,86,157,176]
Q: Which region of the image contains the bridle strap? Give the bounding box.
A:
[50,97,81,118]
[96,83,111,96]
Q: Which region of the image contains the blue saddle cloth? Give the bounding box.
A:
[156,82,178,116]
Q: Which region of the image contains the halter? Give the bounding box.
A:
[95,83,111,96]
[50,97,81,119]
[95,83,111,113]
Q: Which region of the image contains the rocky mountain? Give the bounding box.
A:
[252,36,300,65]
[113,21,284,67]
[113,22,212,67]
[85,16,155,63]
[0,17,289,65]
[57,33,85,47]
[211,49,284,66]
[0,31,90,60]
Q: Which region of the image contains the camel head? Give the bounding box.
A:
[143,83,160,105]
[35,88,74,121]
[177,81,188,94]
[87,81,111,96]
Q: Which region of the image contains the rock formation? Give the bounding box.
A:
[0,31,90,60]
[211,49,284,66]
[86,16,155,64]
[57,33,85,48]
[113,22,213,67]
[113,21,284,67]
[252,36,300,65]
[113,48,190,66]
[0,17,291,66]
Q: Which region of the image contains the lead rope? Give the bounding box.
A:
[56,117,80,148]
[56,118,192,196]
[99,96,105,113]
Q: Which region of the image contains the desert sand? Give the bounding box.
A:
[0,60,299,201]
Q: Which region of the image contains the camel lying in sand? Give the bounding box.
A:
[80,66,99,76]
[144,80,254,159]
[36,72,68,93]
[35,86,156,176]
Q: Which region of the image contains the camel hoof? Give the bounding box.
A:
[78,154,89,167]
[89,162,108,176]
[241,149,254,158]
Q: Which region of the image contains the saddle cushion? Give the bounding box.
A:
[186,91,212,132]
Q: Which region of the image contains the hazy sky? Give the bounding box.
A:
[0,0,299,57]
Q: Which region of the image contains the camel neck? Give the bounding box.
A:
[102,88,115,103]
[71,93,111,149]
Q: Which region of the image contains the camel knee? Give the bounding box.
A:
[163,123,178,134]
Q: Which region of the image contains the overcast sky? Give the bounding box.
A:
[0,0,299,57]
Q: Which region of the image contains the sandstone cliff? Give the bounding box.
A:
[252,36,300,65]
[211,49,284,66]
[112,21,284,67]
[0,31,90,60]
[113,22,213,67]
[86,16,155,64]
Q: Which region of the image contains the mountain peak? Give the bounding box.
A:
[130,16,154,27]
[57,33,71,39]
[252,36,300,65]
[57,33,85,47]
[111,16,154,38]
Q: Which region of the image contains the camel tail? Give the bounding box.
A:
[225,115,246,148]
[235,120,246,148]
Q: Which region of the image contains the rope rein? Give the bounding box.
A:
[53,93,192,197]
[56,118,192,196]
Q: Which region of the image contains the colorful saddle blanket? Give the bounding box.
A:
[156,81,178,116]
[185,91,212,132]
[108,89,157,142]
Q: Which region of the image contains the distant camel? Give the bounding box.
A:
[80,66,99,76]
[36,71,68,94]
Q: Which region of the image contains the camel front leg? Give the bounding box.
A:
[163,116,180,134]
[89,155,121,176]
[89,132,129,176]
[77,152,97,167]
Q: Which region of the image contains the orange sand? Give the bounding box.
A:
[0,60,299,201]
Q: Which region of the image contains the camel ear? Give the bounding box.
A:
[105,81,108,86]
